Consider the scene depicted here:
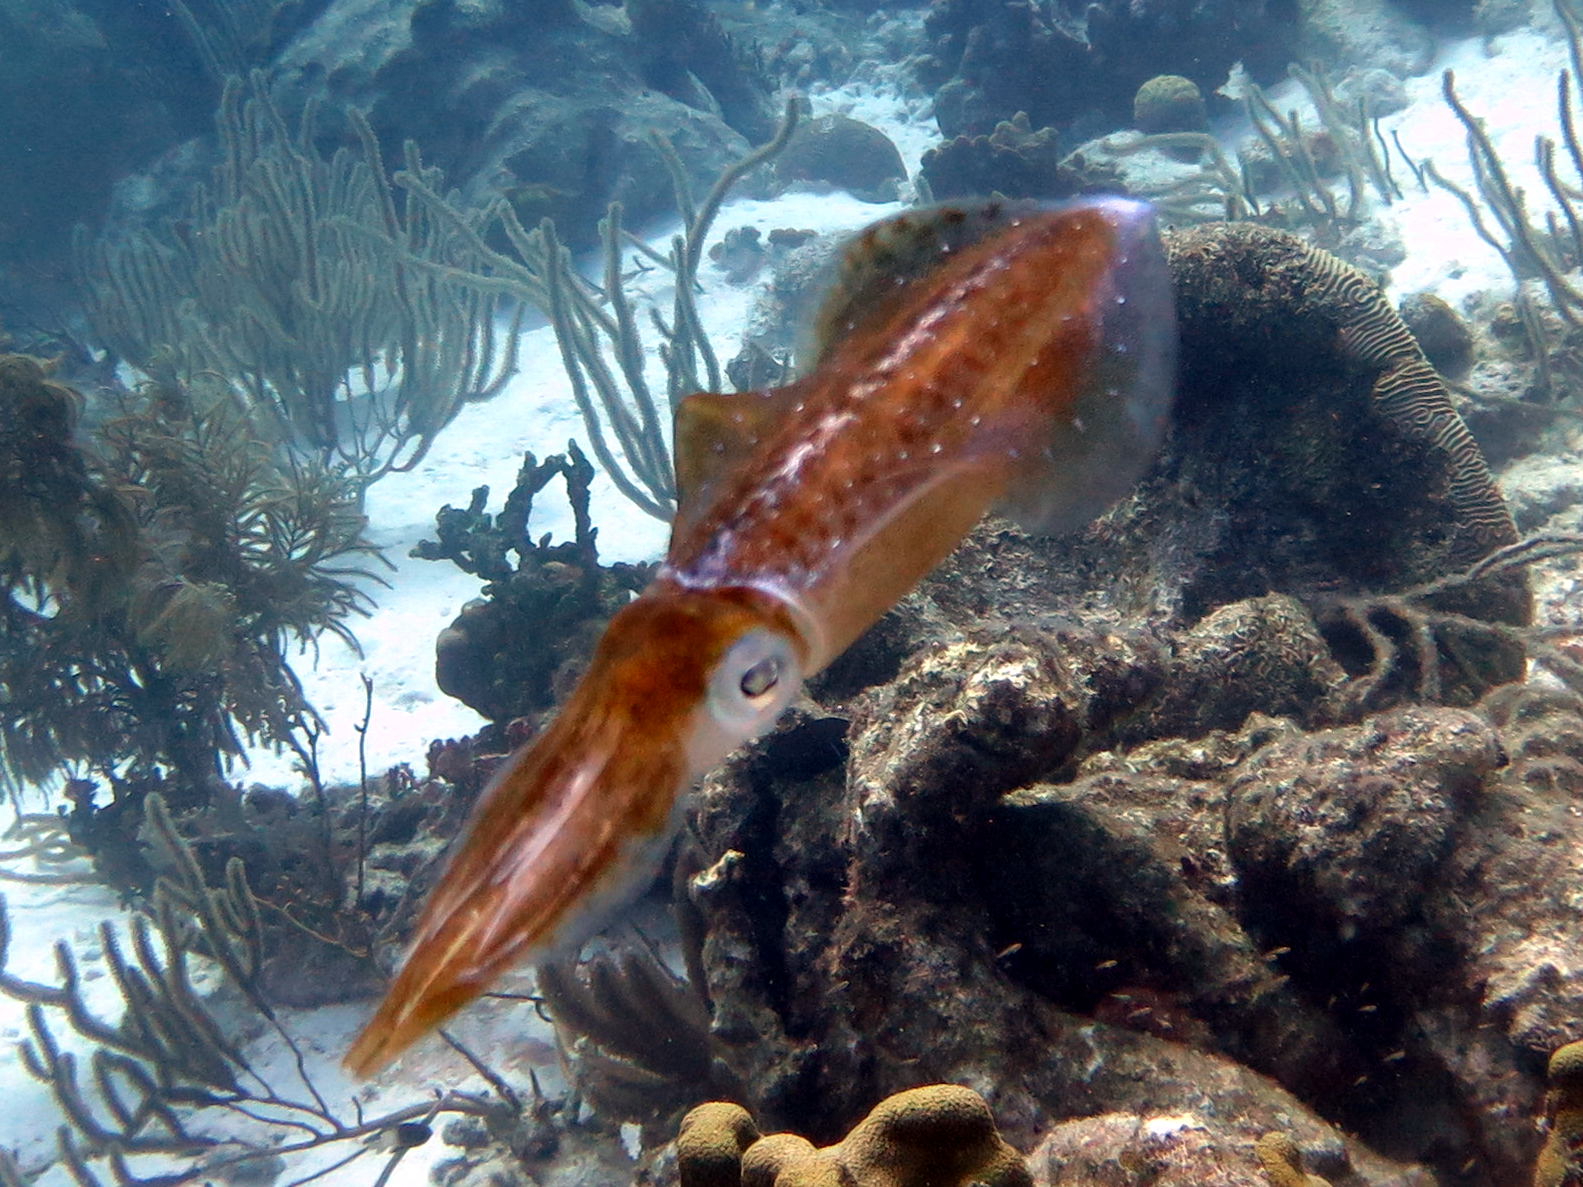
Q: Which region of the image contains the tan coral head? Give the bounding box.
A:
[678,1085,1032,1187]
[1536,1039,1583,1187]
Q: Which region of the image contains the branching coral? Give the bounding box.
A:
[0,793,515,1186]
[1107,131,1252,223]
[418,442,652,723]
[76,73,522,478]
[380,100,800,519]
[169,0,298,81]
[1426,1,1583,397]
[0,356,382,805]
[0,814,86,886]
[1239,66,1399,230]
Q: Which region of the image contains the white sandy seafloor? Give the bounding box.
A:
[3,20,1581,1185]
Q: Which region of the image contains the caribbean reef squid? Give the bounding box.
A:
[346,197,1177,1075]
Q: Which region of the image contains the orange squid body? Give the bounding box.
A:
[346,198,1176,1076]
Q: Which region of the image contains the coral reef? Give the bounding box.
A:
[815,222,1527,715]
[918,113,1096,202]
[329,212,1550,1184]
[771,113,905,203]
[417,443,652,724]
[915,0,1295,141]
[683,640,1582,1181]
[675,1086,1031,1187]
[611,220,1542,1185]
[0,358,379,804]
[682,671,1425,1178]
[36,5,1583,1186]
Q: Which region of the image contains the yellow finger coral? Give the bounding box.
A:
[677,1085,1032,1187]
[1535,1039,1583,1187]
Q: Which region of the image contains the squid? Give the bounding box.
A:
[346,197,1177,1075]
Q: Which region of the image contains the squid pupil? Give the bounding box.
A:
[739,656,781,698]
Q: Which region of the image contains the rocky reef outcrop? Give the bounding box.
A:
[5,0,788,328]
[914,0,1299,141]
[537,223,1556,1185]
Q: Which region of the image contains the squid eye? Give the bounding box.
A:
[688,627,804,773]
[707,628,800,738]
[739,655,782,699]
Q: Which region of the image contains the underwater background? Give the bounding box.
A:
[5,0,1583,1184]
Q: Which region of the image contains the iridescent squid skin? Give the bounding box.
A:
[345,197,1176,1076]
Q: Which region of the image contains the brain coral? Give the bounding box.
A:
[676,1085,1032,1187]
[1133,74,1208,134]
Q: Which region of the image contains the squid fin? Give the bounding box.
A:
[804,455,1007,670]
[673,384,808,535]
[806,200,1039,365]
[993,198,1178,536]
